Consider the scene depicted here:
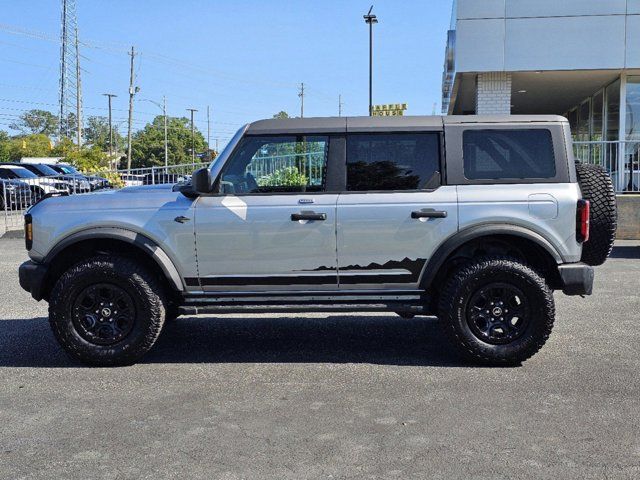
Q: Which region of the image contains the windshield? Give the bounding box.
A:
[35,164,60,176]
[5,167,37,179]
[208,125,246,171]
[59,165,79,174]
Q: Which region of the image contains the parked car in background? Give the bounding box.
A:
[0,165,70,200]
[7,162,91,193]
[0,178,33,211]
[120,173,146,187]
[141,171,190,186]
[48,163,111,190]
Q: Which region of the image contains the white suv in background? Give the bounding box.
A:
[0,165,71,198]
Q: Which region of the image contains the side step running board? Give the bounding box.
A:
[178,303,428,316]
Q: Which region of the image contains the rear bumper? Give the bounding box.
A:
[19,260,48,301]
[558,263,594,296]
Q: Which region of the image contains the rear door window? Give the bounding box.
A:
[346,133,440,191]
[463,129,556,180]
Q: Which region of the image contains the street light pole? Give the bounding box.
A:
[102,93,117,158]
[163,96,168,168]
[363,6,378,116]
[186,108,198,163]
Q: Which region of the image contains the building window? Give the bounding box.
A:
[625,76,640,142]
[605,79,621,142]
[592,90,604,142]
[462,129,556,180]
[577,100,591,142]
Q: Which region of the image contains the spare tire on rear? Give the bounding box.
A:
[575,162,617,266]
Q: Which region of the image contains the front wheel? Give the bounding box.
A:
[49,255,167,366]
[438,257,555,366]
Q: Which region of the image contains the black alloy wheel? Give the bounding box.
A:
[466,283,530,345]
[72,283,136,346]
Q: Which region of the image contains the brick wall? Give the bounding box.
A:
[476,72,512,115]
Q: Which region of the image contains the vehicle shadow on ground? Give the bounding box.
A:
[0,315,487,368]
[610,245,640,259]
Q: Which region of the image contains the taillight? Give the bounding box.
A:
[24,213,33,250]
[576,200,590,243]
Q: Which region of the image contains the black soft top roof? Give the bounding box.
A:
[245,115,568,135]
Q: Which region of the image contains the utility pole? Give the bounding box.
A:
[298,83,305,118]
[163,96,168,168]
[126,46,137,170]
[58,0,82,142]
[207,105,211,156]
[102,93,117,157]
[364,6,378,116]
[338,94,343,117]
[186,108,198,163]
[74,27,82,150]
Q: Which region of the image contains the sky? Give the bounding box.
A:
[0,0,453,147]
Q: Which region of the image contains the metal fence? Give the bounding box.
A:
[247,151,326,187]
[573,140,640,193]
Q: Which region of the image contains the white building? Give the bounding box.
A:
[442,0,640,192]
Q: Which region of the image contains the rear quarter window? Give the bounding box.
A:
[463,129,556,180]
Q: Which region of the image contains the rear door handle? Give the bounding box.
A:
[411,209,448,219]
[291,212,327,221]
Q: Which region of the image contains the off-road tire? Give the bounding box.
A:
[575,162,617,266]
[49,255,167,366]
[438,257,555,366]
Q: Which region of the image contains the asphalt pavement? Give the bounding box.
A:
[0,237,639,479]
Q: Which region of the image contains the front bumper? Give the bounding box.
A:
[19,260,48,301]
[558,263,594,296]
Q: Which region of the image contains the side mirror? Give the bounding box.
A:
[192,168,213,194]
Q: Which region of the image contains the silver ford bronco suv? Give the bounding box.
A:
[18,115,617,366]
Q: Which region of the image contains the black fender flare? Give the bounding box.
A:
[419,224,563,289]
[44,227,184,291]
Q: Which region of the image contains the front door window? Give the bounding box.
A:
[219,136,329,194]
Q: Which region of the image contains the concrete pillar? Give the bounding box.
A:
[476,72,512,115]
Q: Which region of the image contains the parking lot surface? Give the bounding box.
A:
[0,237,639,479]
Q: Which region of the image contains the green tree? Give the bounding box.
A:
[59,112,78,140]
[7,134,53,161]
[0,131,11,161]
[65,146,109,171]
[51,137,76,157]
[83,116,123,151]
[273,111,290,119]
[83,116,107,149]
[9,109,58,136]
[129,116,206,168]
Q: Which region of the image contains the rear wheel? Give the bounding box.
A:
[438,257,555,366]
[575,162,617,266]
[49,255,167,366]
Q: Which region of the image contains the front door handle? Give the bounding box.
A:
[291,212,327,221]
[411,209,448,219]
